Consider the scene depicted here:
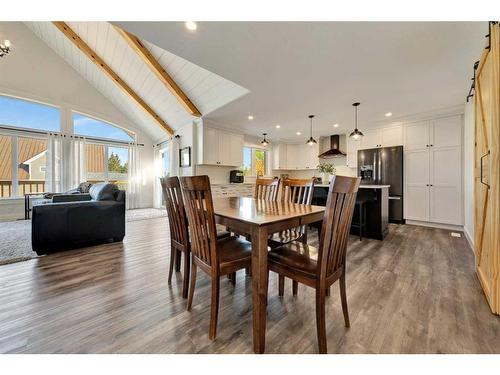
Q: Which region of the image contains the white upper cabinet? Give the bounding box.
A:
[272,143,287,170]
[431,115,462,148]
[359,125,403,150]
[360,129,381,149]
[304,143,319,169]
[201,126,220,165]
[197,123,243,166]
[286,144,298,169]
[404,121,430,150]
[380,126,403,147]
[346,137,360,168]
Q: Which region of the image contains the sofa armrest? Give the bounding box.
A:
[52,193,92,203]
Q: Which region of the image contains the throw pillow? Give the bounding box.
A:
[89,182,119,201]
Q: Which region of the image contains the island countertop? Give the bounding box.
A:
[315,184,390,189]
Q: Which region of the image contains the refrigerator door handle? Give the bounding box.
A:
[388,196,401,200]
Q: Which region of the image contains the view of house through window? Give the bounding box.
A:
[17,137,48,195]
[85,144,129,190]
[241,146,267,177]
[0,135,13,197]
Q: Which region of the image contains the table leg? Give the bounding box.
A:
[251,225,269,354]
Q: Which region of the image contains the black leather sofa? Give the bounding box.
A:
[32,183,126,255]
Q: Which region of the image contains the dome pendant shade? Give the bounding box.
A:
[349,102,364,140]
[306,114,317,146]
[260,133,269,146]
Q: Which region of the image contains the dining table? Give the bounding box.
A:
[212,196,325,353]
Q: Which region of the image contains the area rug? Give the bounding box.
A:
[0,208,168,265]
[0,220,35,265]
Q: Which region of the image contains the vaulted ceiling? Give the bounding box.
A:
[25,22,249,141]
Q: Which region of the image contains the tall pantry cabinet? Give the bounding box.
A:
[404,115,463,226]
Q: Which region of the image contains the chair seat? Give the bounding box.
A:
[268,241,318,276]
[217,236,252,271]
[267,228,305,247]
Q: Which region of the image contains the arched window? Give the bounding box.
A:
[0,94,60,132]
[73,113,134,142]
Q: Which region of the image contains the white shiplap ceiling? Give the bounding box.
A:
[25,22,249,141]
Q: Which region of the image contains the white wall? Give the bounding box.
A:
[0,22,156,220]
[463,101,475,248]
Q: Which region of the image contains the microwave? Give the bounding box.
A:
[230,170,244,183]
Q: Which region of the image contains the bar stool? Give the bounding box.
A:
[352,197,368,241]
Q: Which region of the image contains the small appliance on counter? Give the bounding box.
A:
[229,170,244,183]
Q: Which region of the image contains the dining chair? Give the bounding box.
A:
[160,176,231,299]
[254,177,281,201]
[267,175,361,353]
[268,178,315,296]
[160,176,191,299]
[180,175,252,340]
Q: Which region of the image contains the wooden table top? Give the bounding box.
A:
[212,196,325,226]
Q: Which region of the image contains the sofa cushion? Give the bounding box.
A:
[89,183,119,201]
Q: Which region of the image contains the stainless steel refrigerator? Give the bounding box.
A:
[357,145,404,223]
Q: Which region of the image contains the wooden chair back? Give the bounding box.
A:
[180,175,218,268]
[254,178,281,201]
[318,175,361,278]
[160,176,189,248]
[281,178,315,204]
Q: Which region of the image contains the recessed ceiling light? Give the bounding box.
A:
[247,115,254,120]
[385,112,392,117]
[333,123,339,128]
[275,125,280,129]
[296,131,301,135]
[185,21,197,31]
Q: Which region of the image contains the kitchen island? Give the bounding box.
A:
[312,184,390,240]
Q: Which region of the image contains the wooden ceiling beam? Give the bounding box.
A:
[114,26,202,117]
[52,21,174,136]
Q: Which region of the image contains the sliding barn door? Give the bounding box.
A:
[474,23,500,314]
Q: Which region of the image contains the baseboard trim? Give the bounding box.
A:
[405,220,463,232]
[463,226,475,254]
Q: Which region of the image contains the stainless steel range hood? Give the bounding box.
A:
[318,135,347,158]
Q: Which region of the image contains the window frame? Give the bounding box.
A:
[242,146,269,177]
[72,110,136,143]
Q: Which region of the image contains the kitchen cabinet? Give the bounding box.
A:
[359,125,403,150]
[197,124,243,166]
[404,115,462,225]
[283,143,318,170]
[272,144,287,170]
[360,129,381,149]
[346,137,360,168]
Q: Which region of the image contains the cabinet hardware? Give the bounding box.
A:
[430,144,433,147]
[426,145,429,147]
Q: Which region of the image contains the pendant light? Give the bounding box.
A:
[349,102,364,140]
[260,133,269,146]
[306,114,317,146]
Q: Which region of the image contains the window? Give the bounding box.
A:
[0,135,12,197]
[160,146,170,177]
[0,94,60,132]
[17,137,48,195]
[108,146,128,191]
[73,113,134,142]
[85,143,129,190]
[241,146,268,177]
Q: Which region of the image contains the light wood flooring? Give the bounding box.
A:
[0,217,498,353]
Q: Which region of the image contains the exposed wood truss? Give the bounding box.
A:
[114,26,202,117]
[52,21,174,136]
